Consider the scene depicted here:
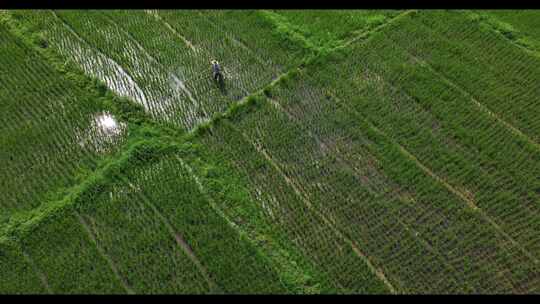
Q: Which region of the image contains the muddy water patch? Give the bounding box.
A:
[52,25,149,110]
[77,112,127,154]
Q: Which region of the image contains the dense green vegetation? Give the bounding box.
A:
[269,10,400,48]
[12,10,308,130]
[0,16,127,221]
[483,10,540,54]
[1,9,539,294]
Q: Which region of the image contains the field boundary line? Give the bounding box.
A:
[21,250,53,294]
[76,212,136,294]
[49,10,149,108]
[463,10,540,58]
[328,91,540,265]
[376,13,540,151]
[176,155,322,294]
[228,123,398,294]
[186,65,299,141]
[266,96,475,292]
[257,10,320,54]
[196,11,282,76]
[123,179,221,294]
[411,54,540,151]
[0,137,156,245]
[335,10,417,51]
[144,10,198,53]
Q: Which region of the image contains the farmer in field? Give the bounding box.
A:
[211,59,223,83]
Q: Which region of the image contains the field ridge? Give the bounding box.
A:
[465,10,540,57]
[4,10,536,294]
[0,9,414,292]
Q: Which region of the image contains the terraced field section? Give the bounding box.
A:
[267,10,401,49]
[0,149,296,294]
[0,16,128,224]
[1,10,539,294]
[194,10,540,293]
[12,10,306,131]
[483,10,540,54]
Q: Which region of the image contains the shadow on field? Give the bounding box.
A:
[217,78,227,95]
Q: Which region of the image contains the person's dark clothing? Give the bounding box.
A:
[212,63,221,74]
[212,63,222,81]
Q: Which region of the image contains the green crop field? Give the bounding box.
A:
[0,9,539,294]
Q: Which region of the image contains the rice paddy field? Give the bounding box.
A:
[0,9,539,294]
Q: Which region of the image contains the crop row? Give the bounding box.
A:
[197,120,392,294]
[231,97,514,292]
[14,10,306,131]
[0,20,127,218]
[191,19,540,290]
[0,149,290,294]
[383,10,540,144]
[268,10,401,49]
[219,85,537,293]
[318,11,540,262]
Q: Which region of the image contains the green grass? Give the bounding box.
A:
[1,9,539,294]
[481,10,540,54]
[12,10,308,131]
[0,243,49,294]
[0,15,128,219]
[269,10,401,49]
[186,10,539,293]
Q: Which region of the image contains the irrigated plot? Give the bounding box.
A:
[196,120,392,294]
[2,9,539,295]
[190,13,540,290]
[332,10,540,263]
[0,20,127,219]
[223,96,535,293]
[14,10,307,131]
